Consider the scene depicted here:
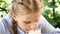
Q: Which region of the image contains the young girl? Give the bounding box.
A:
[0,0,60,34]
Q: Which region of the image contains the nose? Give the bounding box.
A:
[30,25,34,30]
[27,24,34,30]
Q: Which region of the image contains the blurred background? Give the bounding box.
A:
[0,0,60,28]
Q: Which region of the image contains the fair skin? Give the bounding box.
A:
[12,12,40,32]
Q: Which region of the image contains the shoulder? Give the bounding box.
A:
[0,13,12,34]
[0,18,5,34]
[0,14,12,34]
[39,15,47,23]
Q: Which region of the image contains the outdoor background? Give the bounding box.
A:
[0,0,60,28]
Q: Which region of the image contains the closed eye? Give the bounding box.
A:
[18,2,24,5]
[23,21,31,24]
[23,20,38,24]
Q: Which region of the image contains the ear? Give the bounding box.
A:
[11,13,17,21]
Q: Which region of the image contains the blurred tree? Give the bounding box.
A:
[0,0,9,17]
[43,0,60,28]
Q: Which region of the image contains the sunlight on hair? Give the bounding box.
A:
[7,0,12,4]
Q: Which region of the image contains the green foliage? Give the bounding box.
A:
[43,0,60,28]
[0,0,9,17]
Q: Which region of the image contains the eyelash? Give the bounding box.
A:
[18,2,24,5]
[24,21,31,24]
[23,20,38,24]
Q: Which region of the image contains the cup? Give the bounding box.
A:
[26,29,41,34]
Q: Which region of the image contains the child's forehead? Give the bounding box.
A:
[17,13,40,19]
[25,13,39,19]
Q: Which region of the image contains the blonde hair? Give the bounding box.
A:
[11,0,44,34]
[11,0,44,15]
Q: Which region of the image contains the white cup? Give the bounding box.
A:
[26,29,41,34]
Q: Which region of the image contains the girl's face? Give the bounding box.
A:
[12,13,40,32]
